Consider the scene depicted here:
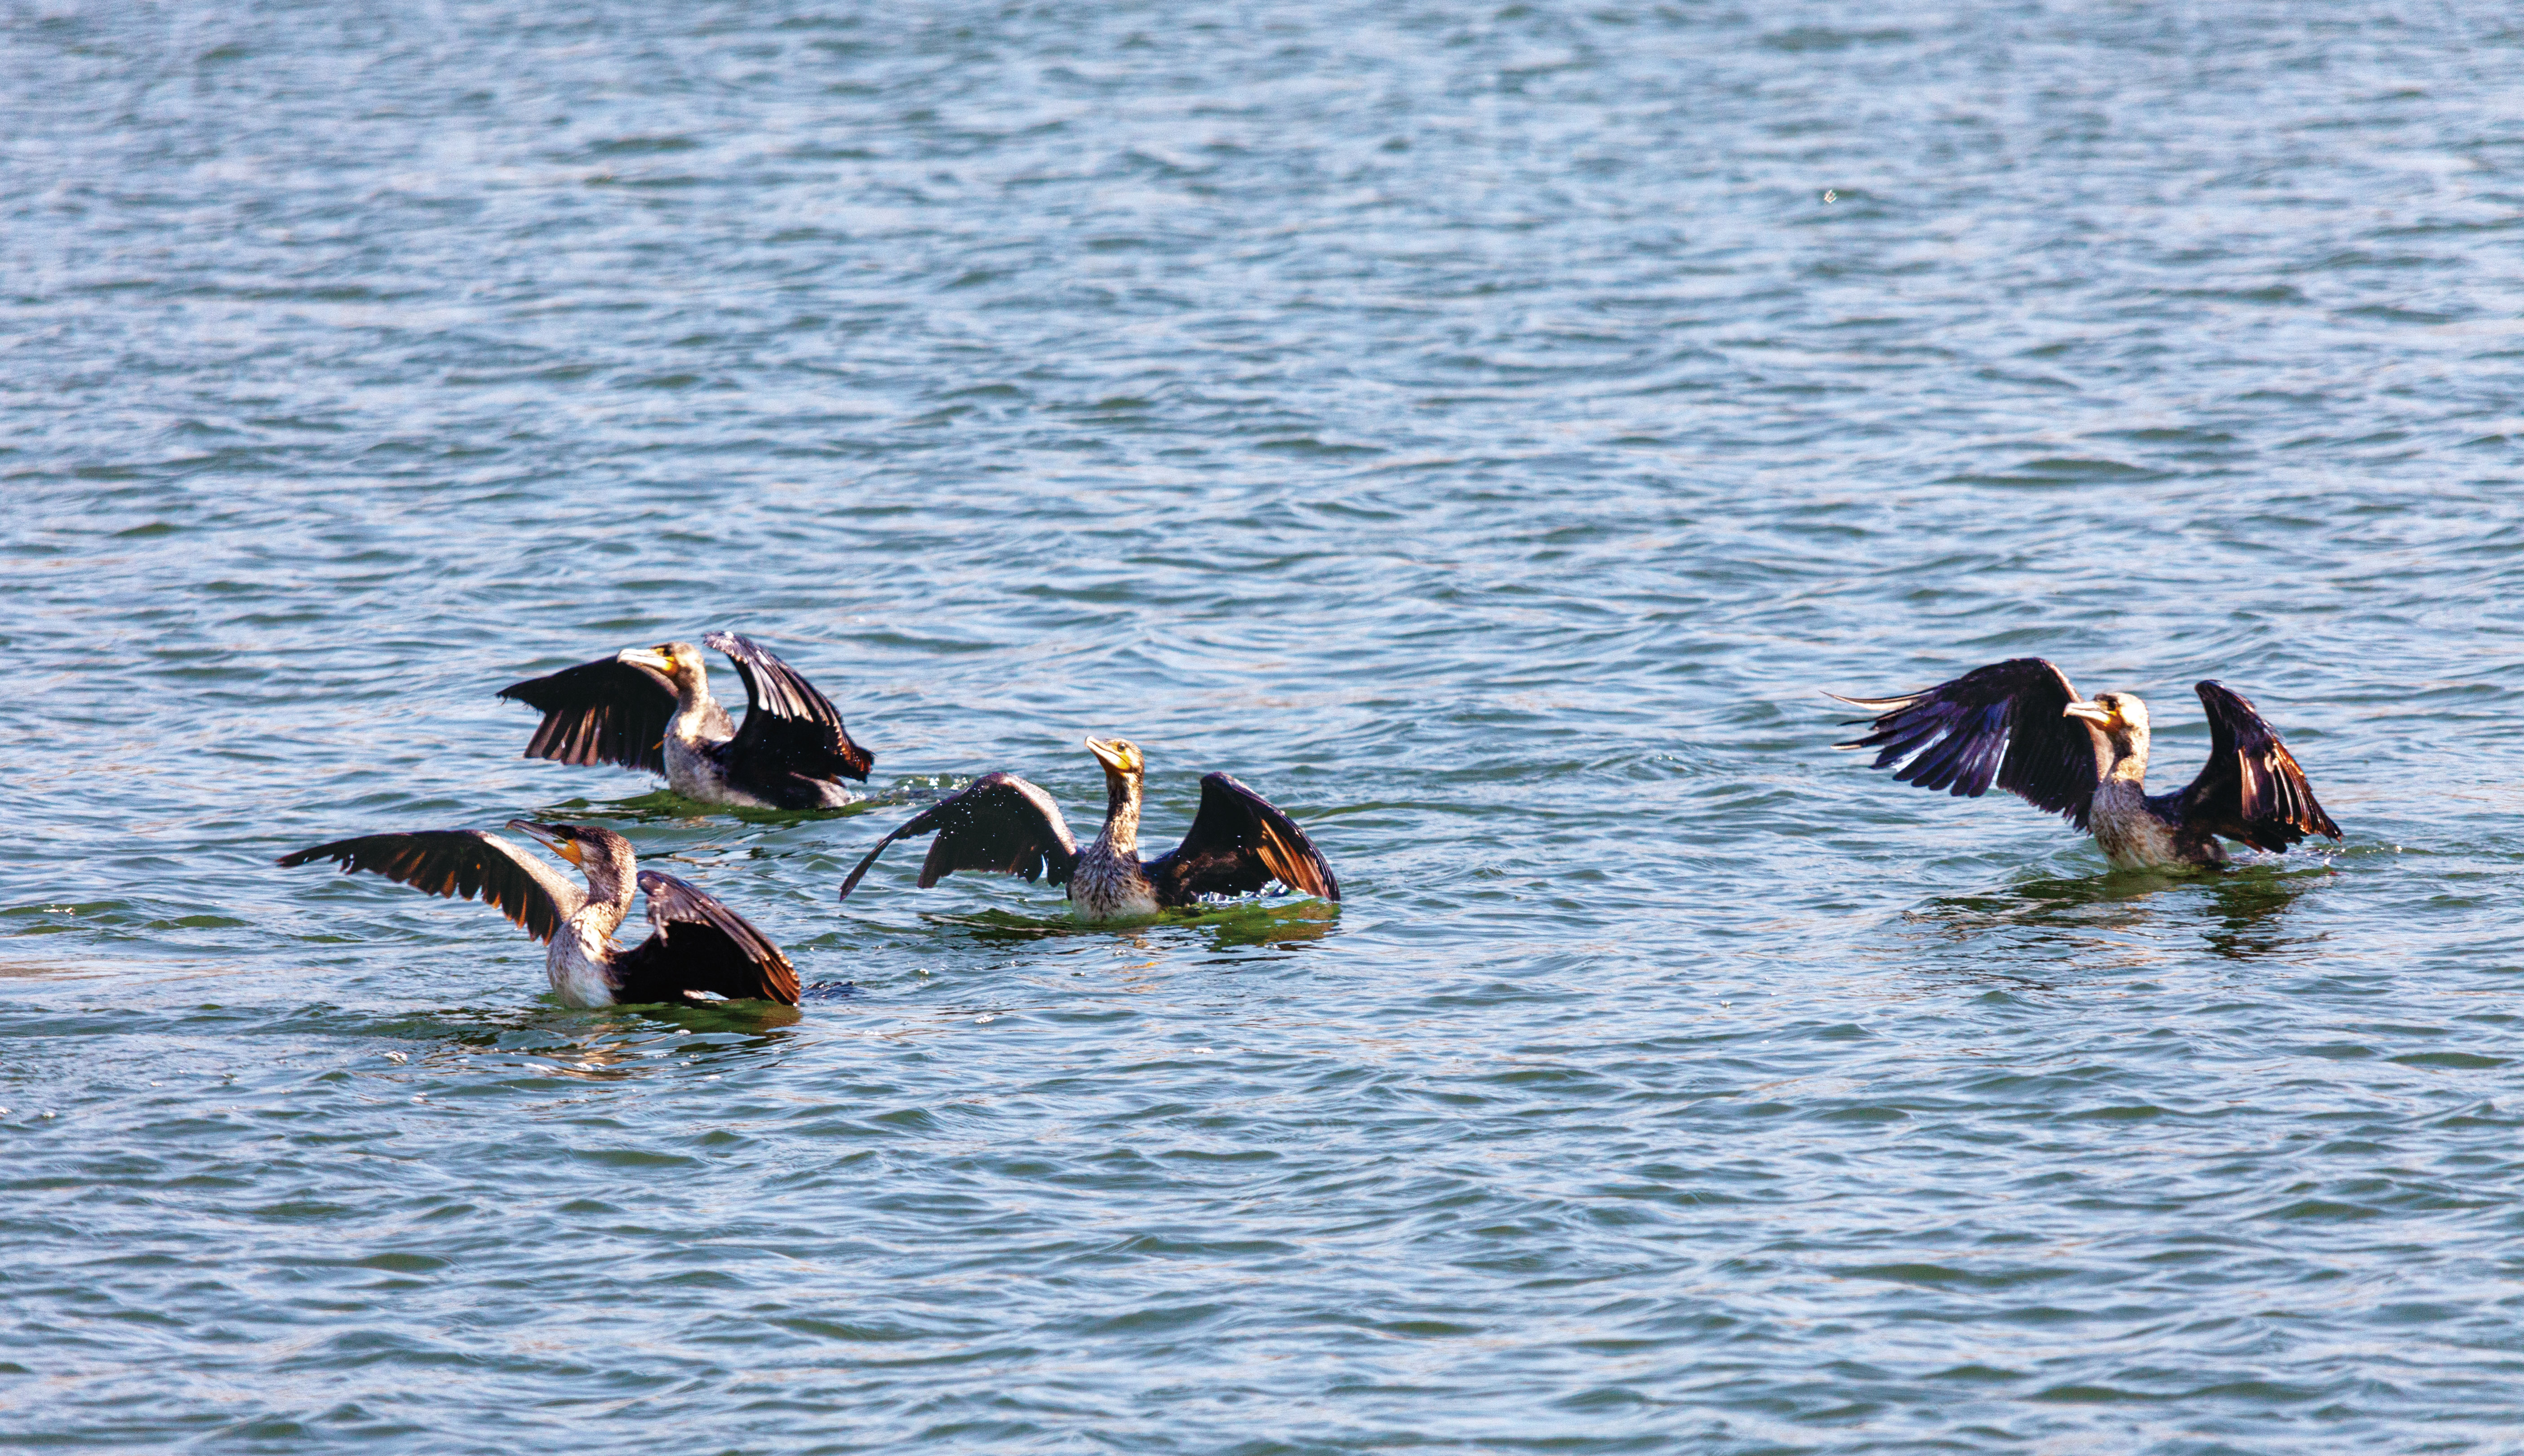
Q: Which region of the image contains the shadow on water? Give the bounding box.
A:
[920,897,1340,951]
[337,999,804,1078]
[529,777,950,826]
[1909,862,2326,963]
[627,998,806,1033]
[2195,866,2331,960]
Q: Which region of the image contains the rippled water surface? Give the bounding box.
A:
[7,2,2524,1450]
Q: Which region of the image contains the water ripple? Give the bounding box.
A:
[5,0,2524,1450]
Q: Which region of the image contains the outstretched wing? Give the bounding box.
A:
[836,772,1077,900]
[2168,681,2342,852]
[1831,657,2104,828]
[614,870,800,1005]
[276,830,585,942]
[1144,772,1341,904]
[498,657,678,775]
[706,632,874,796]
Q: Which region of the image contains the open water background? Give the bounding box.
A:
[5,1,2524,1450]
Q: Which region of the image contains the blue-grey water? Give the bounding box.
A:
[6,2,2524,1450]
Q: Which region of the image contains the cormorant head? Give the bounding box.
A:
[1084,736,1145,780]
[617,641,708,694]
[508,820,637,897]
[2064,691,2150,744]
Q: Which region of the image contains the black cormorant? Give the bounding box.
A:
[837,737,1339,920]
[499,631,871,809]
[1833,657,2341,869]
[279,821,798,1006]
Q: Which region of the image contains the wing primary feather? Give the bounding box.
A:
[2177,681,2340,849]
[1833,658,2100,826]
[276,829,586,942]
[1148,773,1340,905]
[838,773,1078,901]
[619,870,799,1005]
[497,657,677,775]
[705,632,875,799]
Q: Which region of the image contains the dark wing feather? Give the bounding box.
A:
[498,657,677,775]
[1831,657,2104,829]
[836,772,1078,900]
[705,632,874,801]
[2170,681,2342,852]
[1143,773,1340,905]
[614,870,799,1005]
[276,830,585,942]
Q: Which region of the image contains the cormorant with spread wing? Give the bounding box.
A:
[279,821,798,1007]
[1832,658,2340,869]
[837,737,1339,920]
[499,631,872,809]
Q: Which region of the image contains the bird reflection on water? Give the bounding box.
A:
[1908,864,2328,965]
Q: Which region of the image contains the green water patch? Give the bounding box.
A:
[916,897,1338,950]
[523,781,948,827]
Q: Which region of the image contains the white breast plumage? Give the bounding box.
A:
[545,921,620,1008]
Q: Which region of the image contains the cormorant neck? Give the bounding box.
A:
[667,671,717,735]
[1098,770,1142,855]
[574,849,639,938]
[2105,725,2149,784]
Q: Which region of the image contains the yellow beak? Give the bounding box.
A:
[508,819,584,865]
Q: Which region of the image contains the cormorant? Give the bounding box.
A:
[1833,658,2341,869]
[837,737,1340,920]
[279,821,798,1007]
[499,631,872,809]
